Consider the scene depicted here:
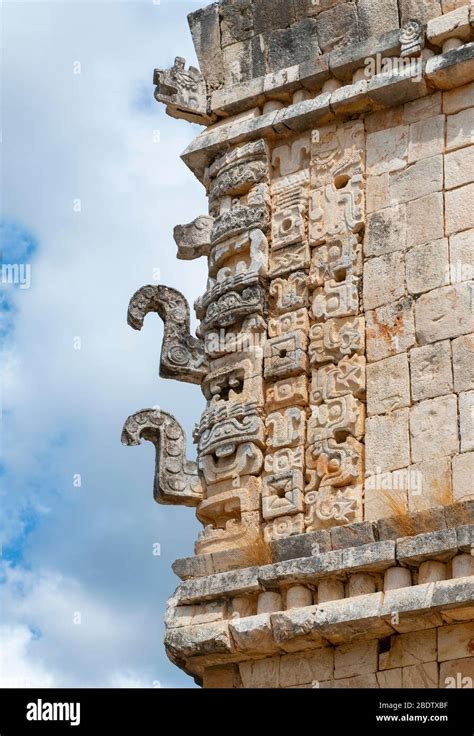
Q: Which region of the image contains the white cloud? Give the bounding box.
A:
[1,0,207,687]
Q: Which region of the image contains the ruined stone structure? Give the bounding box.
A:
[123,0,474,688]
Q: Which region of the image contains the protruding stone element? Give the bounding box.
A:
[286,585,314,610]
[347,573,376,597]
[127,285,208,384]
[452,554,474,579]
[317,578,345,603]
[173,215,214,261]
[400,20,425,57]
[153,56,214,125]
[418,560,447,584]
[257,592,282,614]
[384,567,412,591]
[121,408,203,506]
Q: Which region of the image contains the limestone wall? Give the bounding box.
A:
[123,0,474,688]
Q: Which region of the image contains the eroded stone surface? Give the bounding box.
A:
[125,0,474,688]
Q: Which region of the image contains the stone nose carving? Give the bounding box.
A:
[173,215,213,261]
[127,284,208,384]
[121,408,202,507]
[153,56,215,125]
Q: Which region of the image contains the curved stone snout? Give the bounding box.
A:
[173,215,213,261]
[127,284,208,384]
[121,408,203,507]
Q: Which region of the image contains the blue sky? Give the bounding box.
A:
[1,0,209,687]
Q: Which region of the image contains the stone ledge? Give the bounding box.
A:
[182,43,474,181]
[173,526,474,604]
[166,577,474,673]
[172,500,474,580]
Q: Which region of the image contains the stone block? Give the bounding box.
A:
[456,525,474,553]
[357,0,400,38]
[445,499,474,527]
[279,649,334,687]
[377,669,402,688]
[342,541,396,573]
[203,664,242,689]
[410,395,459,463]
[406,192,445,248]
[266,18,321,74]
[427,5,472,46]
[229,613,276,654]
[445,145,474,190]
[432,577,474,616]
[440,658,474,689]
[365,107,405,133]
[271,530,331,562]
[410,341,453,402]
[363,252,405,310]
[366,173,390,213]
[366,409,411,473]
[415,284,473,344]
[165,621,233,659]
[364,205,407,257]
[402,662,439,688]
[220,0,254,48]
[397,529,458,565]
[459,391,474,452]
[270,606,326,651]
[367,353,411,415]
[446,108,474,152]
[316,2,359,53]
[347,573,377,597]
[446,182,474,235]
[188,4,224,90]
[334,640,378,679]
[427,43,474,90]
[406,239,449,295]
[398,0,442,23]
[322,673,379,688]
[384,566,413,592]
[176,566,261,604]
[258,551,344,587]
[314,592,394,644]
[172,554,215,580]
[239,656,280,688]
[381,582,444,633]
[366,298,416,363]
[377,507,448,540]
[438,622,474,662]
[453,452,474,502]
[443,82,474,114]
[367,125,408,175]
[450,229,474,284]
[364,482,408,521]
[408,115,445,163]
[330,522,377,550]
[408,457,453,512]
[389,155,443,206]
[453,335,474,392]
[403,93,442,125]
[379,629,437,670]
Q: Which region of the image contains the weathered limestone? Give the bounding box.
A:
[124,0,474,687]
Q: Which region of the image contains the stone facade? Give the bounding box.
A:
[123,0,474,688]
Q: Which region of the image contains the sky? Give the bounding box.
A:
[1,0,209,687]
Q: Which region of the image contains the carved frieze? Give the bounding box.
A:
[153,57,214,125]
